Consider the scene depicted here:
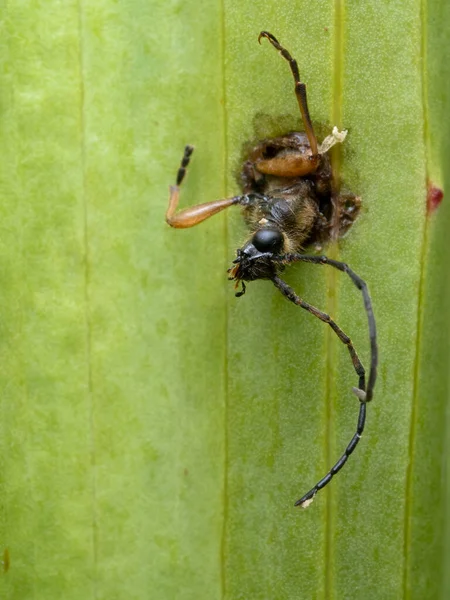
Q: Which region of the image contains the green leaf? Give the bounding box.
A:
[0,1,449,599]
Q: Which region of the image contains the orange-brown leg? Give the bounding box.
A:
[166,146,240,228]
[258,31,319,158]
[255,152,319,177]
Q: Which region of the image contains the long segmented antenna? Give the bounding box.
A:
[272,254,378,507]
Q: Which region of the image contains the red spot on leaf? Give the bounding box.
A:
[427,182,444,214]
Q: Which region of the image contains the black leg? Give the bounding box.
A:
[295,402,366,507]
[271,255,378,507]
[279,253,378,401]
[273,276,366,391]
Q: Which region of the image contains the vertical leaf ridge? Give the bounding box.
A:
[220,0,230,596]
[76,2,97,597]
[324,1,345,597]
[403,0,429,596]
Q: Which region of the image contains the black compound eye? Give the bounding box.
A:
[252,228,283,253]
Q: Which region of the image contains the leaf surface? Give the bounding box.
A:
[0,1,449,599]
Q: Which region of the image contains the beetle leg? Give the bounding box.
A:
[272,274,372,508]
[272,256,378,507]
[273,275,367,391]
[166,146,240,228]
[275,253,378,401]
[259,31,319,158]
[296,400,367,508]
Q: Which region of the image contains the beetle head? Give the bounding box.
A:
[228,226,284,294]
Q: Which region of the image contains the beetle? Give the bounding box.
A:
[165,31,378,507]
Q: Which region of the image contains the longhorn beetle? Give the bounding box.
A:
[165,31,378,508]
